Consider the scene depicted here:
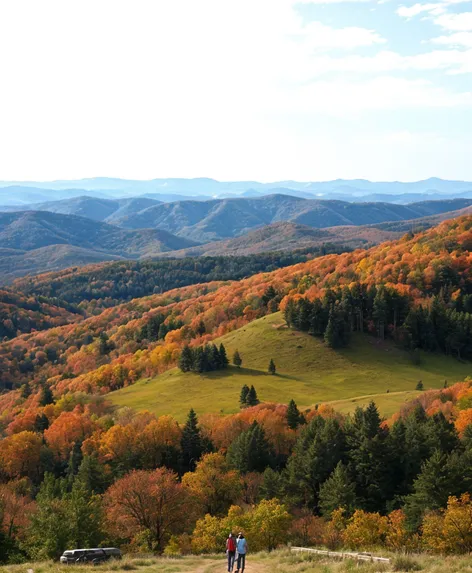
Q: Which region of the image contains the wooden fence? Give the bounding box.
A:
[290,546,391,564]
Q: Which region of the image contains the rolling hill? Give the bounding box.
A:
[115,195,472,241]
[0,211,198,283]
[159,221,401,257]
[1,215,471,406]
[110,312,471,420]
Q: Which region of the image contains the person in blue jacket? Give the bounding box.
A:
[235,532,248,573]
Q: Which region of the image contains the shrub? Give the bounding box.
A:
[393,555,423,571]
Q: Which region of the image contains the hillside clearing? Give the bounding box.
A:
[110,313,471,420]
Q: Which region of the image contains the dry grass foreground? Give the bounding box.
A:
[3,551,472,573]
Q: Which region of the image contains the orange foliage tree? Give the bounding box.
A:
[104,468,192,552]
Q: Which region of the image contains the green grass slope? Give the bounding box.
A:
[110,312,472,420]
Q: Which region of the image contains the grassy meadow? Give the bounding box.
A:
[2,551,472,573]
[110,312,472,420]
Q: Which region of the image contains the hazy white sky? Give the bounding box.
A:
[0,0,471,182]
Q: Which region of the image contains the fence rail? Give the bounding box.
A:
[290,546,391,564]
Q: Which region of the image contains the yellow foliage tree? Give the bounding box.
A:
[343,510,388,550]
[191,500,290,554]
[182,453,242,515]
[423,494,472,554]
[322,508,346,550]
[249,499,291,551]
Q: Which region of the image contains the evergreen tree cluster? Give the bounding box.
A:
[285,283,472,357]
[178,343,229,373]
[137,314,184,343]
[239,384,259,408]
[227,421,275,473]
[281,400,471,527]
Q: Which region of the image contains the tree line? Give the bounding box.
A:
[178,343,229,373]
[284,283,472,358]
[14,247,346,313]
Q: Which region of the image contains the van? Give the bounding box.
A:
[60,548,122,565]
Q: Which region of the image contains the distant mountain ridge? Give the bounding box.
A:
[114,195,472,242]
[0,196,162,222]
[1,177,472,206]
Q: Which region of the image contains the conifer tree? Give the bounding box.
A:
[197,319,206,336]
[34,413,50,433]
[284,298,296,327]
[210,344,221,369]
[39,384,54,406]
[286,399,303,430]
[233,350,242,368]
[346,402,392,512]
[268,359,276,375]
[319,462,357,517]
[287,416,346,508]
[262,285,277,307]
[219,343,229,367]
[416,380,424,391]
[246,385,259,406]
[178,345,194,372]
[181,409,203,473]
[76,456,110,494]
[324,310,337,348]
[227,421,274,473]
[194,346,207,373]
[240,385,250,408]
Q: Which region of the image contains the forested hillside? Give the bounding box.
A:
[1,215,472,564]
[12,248,338,312]
[0,290,82,340]
[1,215,470,403]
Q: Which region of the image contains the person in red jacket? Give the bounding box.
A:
[226,533,236,572]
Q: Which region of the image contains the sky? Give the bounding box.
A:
[0,0,471,182]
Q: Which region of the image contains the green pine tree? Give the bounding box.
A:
[39,384,54,406]
[324,309,337,348]
[180,409,203,473]
[34,413,50,433]
[416,380,424,391]
[246,385,259,406]
[268,359,276,375]
[219,343,229,367]
[178,345,194,372]
[240,384,250,408]
[196,319,206,336]
[227,422,274,473]
[286,399,303,430]
[319,462,357,517]
[76,456,110,494]
[233,350,242,368]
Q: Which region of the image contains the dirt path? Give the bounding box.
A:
[193,558,269,573]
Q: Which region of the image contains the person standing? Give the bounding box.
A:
[235,532,248,573]
[226,533,236,572]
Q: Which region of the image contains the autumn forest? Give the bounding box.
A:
[1,215,472,563]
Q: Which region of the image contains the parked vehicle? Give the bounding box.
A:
[60,548,122,565]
